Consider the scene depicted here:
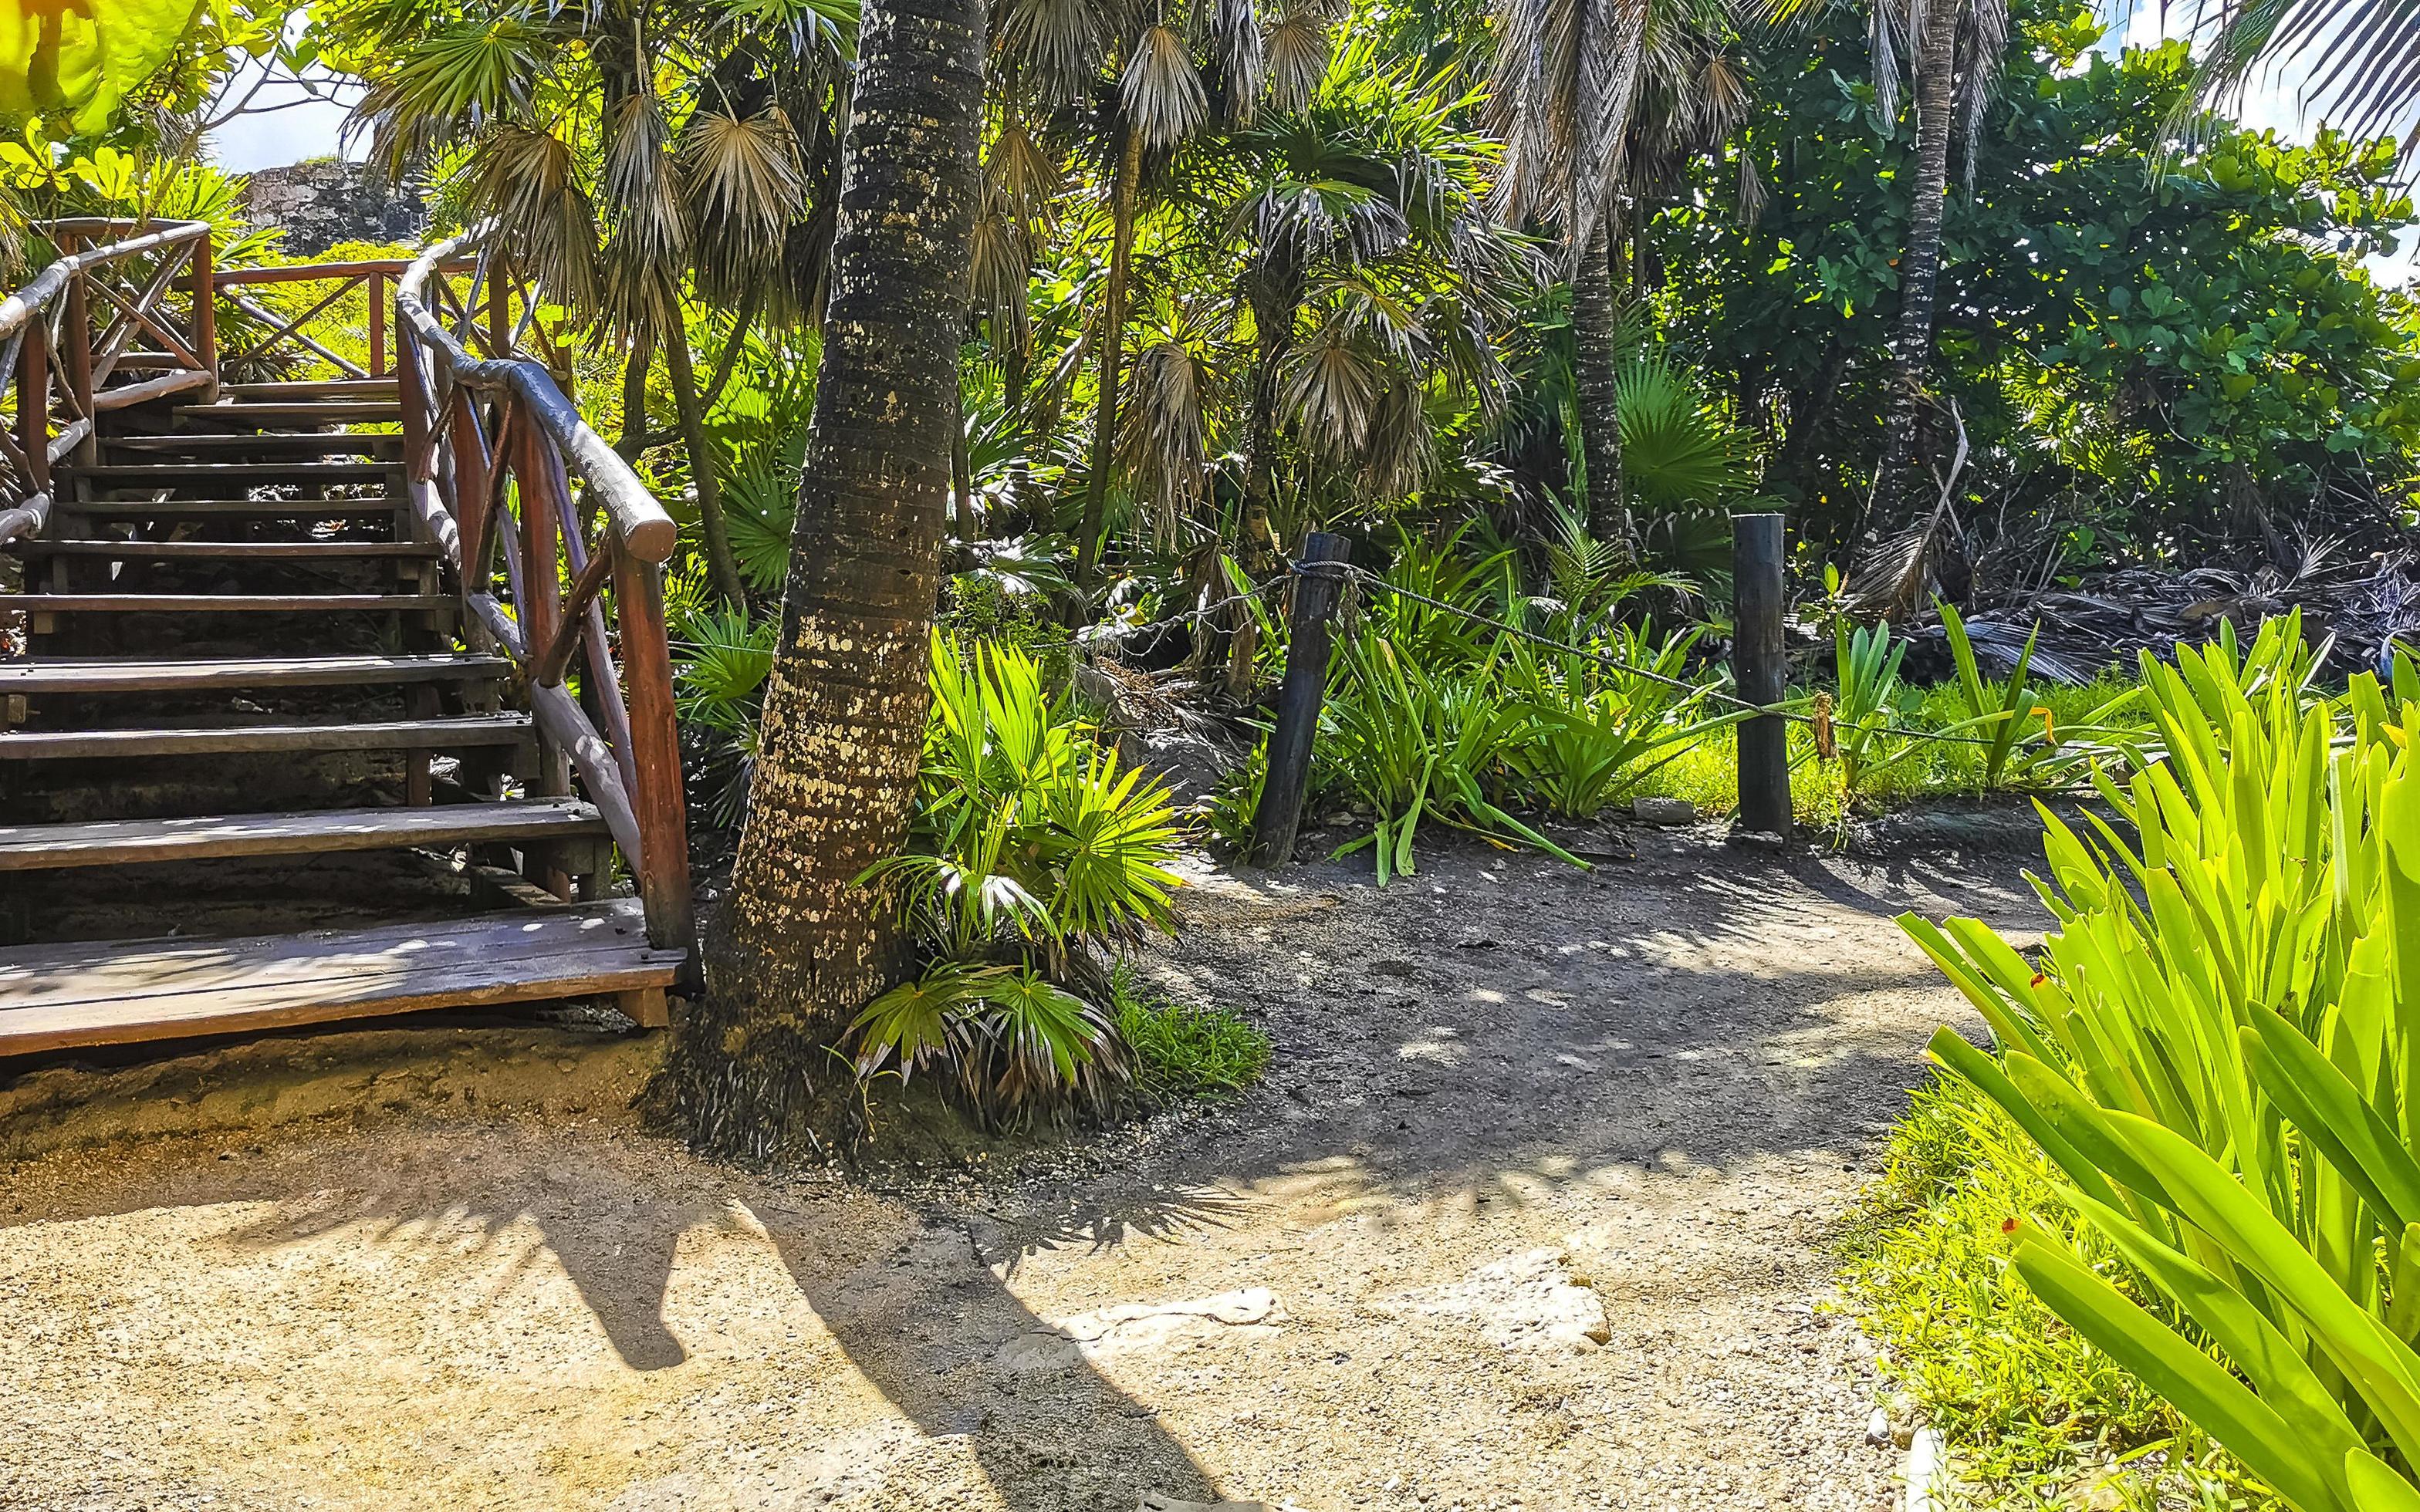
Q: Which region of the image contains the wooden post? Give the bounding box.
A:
[487,263,510,359]
[613,548,698,962]
[18,311,49,497]
[62,267,94,467]
[367,269,387,377]
[191,231,218,399]
[1732,511,1791,837]
[1249,530,1352,866]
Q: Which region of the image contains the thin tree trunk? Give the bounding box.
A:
[616,328,654,461]
[662,0,988,1157]
[1002,338,1032,525]
[1220,313,1293,700]
[951,376,976,542]
[667,325,751,604]
[1873,0,1962,535]
[1073,129,1142,591]
[1571,219,1627,545]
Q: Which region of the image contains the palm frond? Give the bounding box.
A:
[683,106,809,300]
[1124,23,1211,150]
[466,124,600,319]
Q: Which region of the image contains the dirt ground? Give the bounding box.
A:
[0,825,2048,1512]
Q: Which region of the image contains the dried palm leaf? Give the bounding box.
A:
[683,106,809,302]
[600,91,688,335]
[1002,0,1114,103]
[467,124,600,319]
[1262,8,1330,114]
[1124,24,1210,150]
[1117,331,1219,546]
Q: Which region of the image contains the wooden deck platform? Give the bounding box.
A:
[0,900,678,1055]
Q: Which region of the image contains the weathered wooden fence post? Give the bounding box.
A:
[1249,530,1352,866]
[1732,511,1792,836]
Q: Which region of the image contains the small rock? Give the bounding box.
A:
[1631,797,1696,825]
[1864,1408,1891,1446]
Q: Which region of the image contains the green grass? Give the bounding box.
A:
[1112,965,1272,1099]
[1840,1073,2277,1511]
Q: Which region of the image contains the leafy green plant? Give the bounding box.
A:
[1938,601,2043,791]
[671,604,778,825]
[1903,614,2420,1512]
[850,633,1188,1129]
[1502,627,1743,820]
[1614,355,1758,511]
[1820,618,1919,805]
[1320,631,1580,884]
[1110,964,1271,1099]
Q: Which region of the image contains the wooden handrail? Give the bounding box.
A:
[397,232,677,563]
[0,218,213,546]
[394,224,694,957]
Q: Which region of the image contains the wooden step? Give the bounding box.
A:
[104,434,397,457]
[0,798,608,872]
[66,461,400,484]
[0,715,531,761]
[9,538,440,561]
[0,899,678,1055]
[218,380,401,400]
[0,653,508,694]
[15,592,449,613]
[68,498,404,520]
[174,402,401,426]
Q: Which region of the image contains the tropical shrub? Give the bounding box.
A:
[850,633,1188,1128]
[1502,628,1742,820]
[1904,617,2420,1512]
[1317,631,1577,884]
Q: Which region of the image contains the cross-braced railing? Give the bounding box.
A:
[0,217,217,545]
[395,229,694,954]
[0,218,695,959]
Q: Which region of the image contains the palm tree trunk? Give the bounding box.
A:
[1571,219,1627,545]
[664,0,988,1157]
[667,324,751,604]
[1073,129,1142,591]
[1220,316,1293,700]
[1873,0,1962,533]
[616,328,654,461]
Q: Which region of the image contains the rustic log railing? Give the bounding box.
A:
[0,217,216,545]
[395,229,694,954]
[0,219,695,960]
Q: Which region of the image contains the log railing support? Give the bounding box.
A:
[1732,511,1792,837]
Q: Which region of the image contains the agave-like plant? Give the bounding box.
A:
[849,633,1187,1128]
[1906,617,2420,1512]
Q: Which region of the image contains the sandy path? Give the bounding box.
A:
[0,832,2043,1512]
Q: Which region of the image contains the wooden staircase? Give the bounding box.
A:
[0,220,693,1058]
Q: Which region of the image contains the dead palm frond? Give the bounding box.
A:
[985,113,1063,222]
[1212,0,1267,120]
[468,124,600,319]
[601,91,688,334]
[682,106,809,301]
[1358,376,1437,499]
[1262,8,1333,113]
[1001,0,1117,103]
[1124,23,1211,150]
[1117,302,1222,546]
[1283,317,1383,462]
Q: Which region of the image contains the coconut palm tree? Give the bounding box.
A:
[668,0,992,1154]
[321,0,853,605]
[1489,0,1752,544]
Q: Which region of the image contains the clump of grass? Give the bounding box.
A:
[1840,1072,2274,1510]
[1110,965,1270,1099]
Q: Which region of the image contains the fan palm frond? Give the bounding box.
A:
[1124,23,1211,150]
[467,123,600,319]
[1262,8,1333,113]
[1001,0,1114,102]
[350,14,555,179]
[600,90,688,334]
[683,106,809,300]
